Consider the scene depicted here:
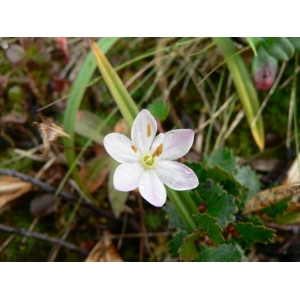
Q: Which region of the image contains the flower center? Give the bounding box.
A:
[140,143,163,169]
[142,154,155,168]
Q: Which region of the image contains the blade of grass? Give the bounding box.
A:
[246,37,257,56]
[213,37,265,151]
[63,37,119,190]
[89,38,139,126]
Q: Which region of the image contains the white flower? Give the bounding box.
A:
[103,109,199,207]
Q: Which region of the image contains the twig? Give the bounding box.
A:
[0,223,88,255]
[98,231,175,240]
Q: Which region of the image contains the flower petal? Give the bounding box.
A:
[154,161,199,190]
[139,169,166,207]
[150,133,164,152]
[114,163,145,191]
[157,129,194,161]
[104,133,140,163]
[131,109,157,153]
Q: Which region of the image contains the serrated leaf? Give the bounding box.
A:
[147,100,169,121]
[178,231,202,262]
[187,162,248,211]
[193,213,225,244]
[206,147,237,173]
[196,243,242,262]
[168,231,187,258]
[108,158,128,218]
[234,222,275,244]
[262,37,294,61]
[200,180,237,229]
[207,165,248,209]
[163,203,186,230]
[235,165,260,200]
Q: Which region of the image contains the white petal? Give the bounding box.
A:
[104,133,140,163]
[154,161,199,190]
[158,129,194,161]
[139,169,166,207]
[131,109,157,153]
[150,133,164,152]
[114,163,145,191]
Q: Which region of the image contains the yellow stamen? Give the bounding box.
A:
[132,145,138,153]
[147,123,151,137]
[152,143,163,158]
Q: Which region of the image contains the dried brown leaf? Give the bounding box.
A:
[33,116,70,156]
[85,231,123,262]
[0,176,33,208]
[243,181,300,214]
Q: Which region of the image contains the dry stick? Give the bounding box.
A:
[99,231,175,240]
[0,223,88,255]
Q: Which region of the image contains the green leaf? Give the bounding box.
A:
[199,179,237,228]
[163,203,186,230]
[187,161,248,211]
[213,37,265,151]
[235,165,260,200]
[74,110,111,145]
[147,99,169,121]
[168,231,187,258]
[63,37,118,190]
[234,222,276,244]
[262,37,294,61]
[178,231,202,262]
[206,147,237,173]
[196,243,242,262]
[207,165,248,209]
[251,47,278,75]
[287,37,300,52]
[276,211,300,225]
[262,198,290,218]
[108,158,128,218]
[193,213,225,244]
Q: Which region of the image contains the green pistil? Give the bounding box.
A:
[141,154,155,168]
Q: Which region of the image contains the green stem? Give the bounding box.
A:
[166,187,198,233]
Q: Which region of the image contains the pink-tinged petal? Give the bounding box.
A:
[154,161,199,190]
[131,109,157,153]
[150,133,164,152]
[114,163,145,191]
[104,133,140,163]
[139,169,166,207]
[157,129,194,161]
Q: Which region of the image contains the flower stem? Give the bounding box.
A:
[166,187,198,233]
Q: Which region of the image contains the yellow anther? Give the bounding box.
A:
[147,123,151,137]
[152,143,163,158]
[132,145,138,153]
